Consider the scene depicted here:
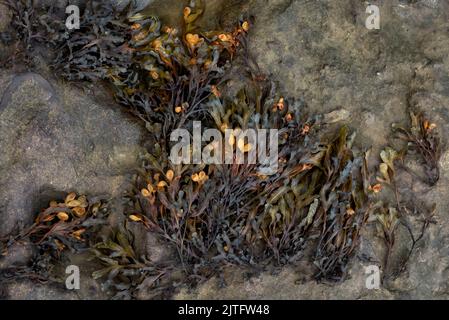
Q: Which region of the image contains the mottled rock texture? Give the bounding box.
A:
[1,0,449,299]
[0,72,145,299]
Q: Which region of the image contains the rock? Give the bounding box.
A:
[0,72,144,236]
[145,232,173,263]
[0,2,13,62]
[0,242,33,269]
[0,72,145,298]
[2,0,449,301]
[420,0,444,9]
[323,108,350,124]
[36,0,84,9]
[177,0,449,299]
[175,264,394,299]
[111,0,153,12]
[5,282,79,300]
[0,2,11,32]
[126,221,173,264]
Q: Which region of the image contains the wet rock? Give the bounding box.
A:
[0,72,145,298]
[175,264,394,299]
[247,0,448,151]
[178,0,449,299]
[127,222,173,264]
[323,108,350,124]
[112,0,153,12]
[0,3,11,32]
[6,282,79,300]
[0,72,144,236]
[0,3,13,62]
[2,0,449,301]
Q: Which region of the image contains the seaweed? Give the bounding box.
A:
[3,0,439,298]
[374,202,436,283]
[90,225,172,299]
[373,112,440,282]
[22,0,247,134]
[128,77,374,282]
[2,0,39,64]
[393,112,441,186]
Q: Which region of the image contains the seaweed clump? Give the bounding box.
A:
[1,0,388,298]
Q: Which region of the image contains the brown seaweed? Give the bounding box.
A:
[2,0,441,298]
[0,193,109,285]
[373,112,440,282]
[393,112,441,186]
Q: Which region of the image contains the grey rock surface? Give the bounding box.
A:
[0,72,145,299]
[0,72,144,236]
[0,2,11,32]
[177,0,449,299]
